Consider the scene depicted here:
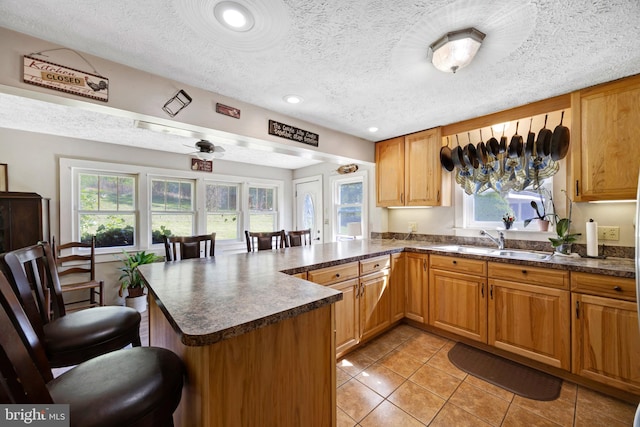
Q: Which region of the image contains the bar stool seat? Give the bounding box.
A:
[43,305,141,366]
[48,347,184,427]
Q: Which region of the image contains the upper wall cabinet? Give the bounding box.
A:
[376,128,448,207]
[570,74,640,201]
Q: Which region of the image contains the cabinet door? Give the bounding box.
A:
[359,270,391,342]
[572,293,640,394]
[488,279,570,370]
[375,137,405,207]
[331,278,360,357]
[405,129,442,206]
[405,253,427,324]
[390,253,405,323]
[429,268,487,342]
[571,76,640,201]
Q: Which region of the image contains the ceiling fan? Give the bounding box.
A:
[186,139,226,161]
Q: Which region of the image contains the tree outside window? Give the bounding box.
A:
[206,183,239,240]
[150,178,195,243]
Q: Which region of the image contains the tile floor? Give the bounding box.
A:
[336,324,637,427]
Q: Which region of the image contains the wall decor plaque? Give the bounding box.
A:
[191,158,213,172]
[23,55,109,102]
[268,120,319,147]
[216,103,240,119]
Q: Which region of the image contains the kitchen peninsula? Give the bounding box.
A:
[139,239,636,426]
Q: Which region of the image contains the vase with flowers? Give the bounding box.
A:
[502,212,515,230]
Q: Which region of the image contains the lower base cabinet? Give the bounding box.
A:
[405,253,428,324]
[331,278,360,356]
[359,269,391,342]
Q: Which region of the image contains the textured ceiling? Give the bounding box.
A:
[0,0,639,167]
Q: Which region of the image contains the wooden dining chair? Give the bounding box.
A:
[0,241,142,368]
[52,235,104,311]
[163,233,216,261]
[286,229,312,247]
[0,269,184,426]
[245,230,286,252]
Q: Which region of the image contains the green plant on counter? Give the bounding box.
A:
[117,250,162,297]
[548,190,581,249]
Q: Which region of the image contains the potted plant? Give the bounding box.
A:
[117,250,161,312]
[548,191,581,255]
[523,188,556,231]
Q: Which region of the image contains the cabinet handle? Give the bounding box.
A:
[613,286,622,292]
[335,273,340,278]
[374,264,380,268]
[521,269,527,274]
[575,301,580,319]
[575,180,580,197]
[401,193,404,204]
[437,190,440,202]
[423,260,427,271]
[490,285,493,299]
[452,260,457,265]
[481,283,484,298]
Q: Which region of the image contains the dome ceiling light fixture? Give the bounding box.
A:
[429,27,486,74]
[214,1,255,32]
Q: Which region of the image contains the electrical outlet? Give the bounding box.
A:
[408,221,417,232]
[597,226,620,241]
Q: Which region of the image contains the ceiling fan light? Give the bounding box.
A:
[196,151,215,161]
[430,28,485,73]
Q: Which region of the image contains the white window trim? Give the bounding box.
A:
[60,158,284,256]
[329,170,368,242]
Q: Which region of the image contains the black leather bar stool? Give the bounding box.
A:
[0,242,142,368]
[0,269,184,427]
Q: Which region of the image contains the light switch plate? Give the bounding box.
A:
[597,226,620,241]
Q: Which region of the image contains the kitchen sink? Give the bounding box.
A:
[426,245,552,261]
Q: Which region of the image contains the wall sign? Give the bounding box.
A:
[23,55,109,102]
[191,158,213,172]
[216,103,240,119]
[268,120,319,147]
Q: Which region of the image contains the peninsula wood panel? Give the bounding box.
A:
[572,293,640,394]
[488,279,570,370]
[149,298,336,427]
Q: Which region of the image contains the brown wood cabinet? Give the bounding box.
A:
[390,253,405,323]
[0,192,43,253]
[570,74,640,201]
[488,263,571,370]
[405,252,428,324]
[376,128,446,207]
[571,272,640,394]
[359,269,390,342]
[429,255,487,342]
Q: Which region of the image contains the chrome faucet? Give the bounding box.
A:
[480,230,505,250]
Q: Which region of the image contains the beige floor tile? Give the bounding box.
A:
[357,338,398,361]
[371,328,413,348]
[512,393,576,427]
[501,404,564,427]
[356,363,406,397]
[409,364,462,399]
[338,350,376,377]
[574,405,631,427]
[337,366,352,387]
[388,379,446,425]
[576,386,637,425]
[410,331,449,350]
[430,402,493,427]
[336,407,358,427]
[395,336,439,364]
[336,378,384,422]
[425,348,467,380]
[556,381,577,405]
[378,349,424,378]
[359,400,425,427]
[387,324,422,341]
[448,381,510,426]
[464,374,514,402]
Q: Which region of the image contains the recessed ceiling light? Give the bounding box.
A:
[283,95,303,104]
[214,1,255,32]
[368,127,379,133]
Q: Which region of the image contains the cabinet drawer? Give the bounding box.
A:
[571,271,636,301]
[489,262,569,290]
[307,262,359,286]
[360,255,391,276]
[430,254,486,276]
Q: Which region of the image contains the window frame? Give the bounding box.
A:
[330,170,368,241]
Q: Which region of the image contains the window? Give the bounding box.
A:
[464,180,554,230]
[248,185,278,232]
[206,182,240,240]
[150,178,195,243]
[78,172,136,248]
[332,174,367,240]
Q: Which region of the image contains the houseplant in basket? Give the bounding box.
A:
[117,250,161,312]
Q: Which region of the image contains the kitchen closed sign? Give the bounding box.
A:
[268,120,318,147]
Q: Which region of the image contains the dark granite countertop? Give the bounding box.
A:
[139,239,635,347]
